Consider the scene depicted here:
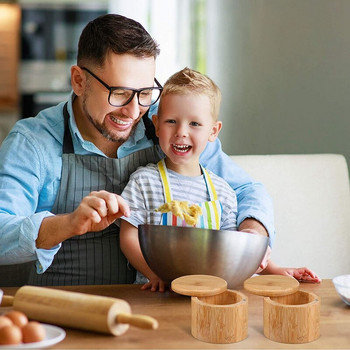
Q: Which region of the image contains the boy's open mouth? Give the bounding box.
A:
[172,144,192,153]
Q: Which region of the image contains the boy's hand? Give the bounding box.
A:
[141,277,166,292]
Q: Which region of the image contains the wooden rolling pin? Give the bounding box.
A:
[1,286,158,336]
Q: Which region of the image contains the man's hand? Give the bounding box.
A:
[69,190,130,235]
[36,190,130,249]
[283,267,321,283]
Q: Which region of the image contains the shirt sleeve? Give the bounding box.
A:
[120,175,148,228]
[200,139,276,246]
[0,131,59,271]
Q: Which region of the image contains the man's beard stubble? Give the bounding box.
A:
[82,96,138,144]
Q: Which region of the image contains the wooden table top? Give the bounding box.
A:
[1,279,349,349]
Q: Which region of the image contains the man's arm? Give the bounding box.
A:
[36,191,130,249]
[0,131,49,265]
[0,130,129,270]
[239,218,268,237]
[200,139,275,245]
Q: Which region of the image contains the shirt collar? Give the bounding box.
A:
[121,118,146,148]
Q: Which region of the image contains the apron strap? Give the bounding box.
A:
[62,104,157,155]
[63,102,74,154]
[200,165,220,229]
[142,110,159,144]
[157,159,172,202]
[201,165,218,201]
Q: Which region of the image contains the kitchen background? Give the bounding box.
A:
[1,0,350,172]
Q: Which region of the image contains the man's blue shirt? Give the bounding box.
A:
[0,95,275,272]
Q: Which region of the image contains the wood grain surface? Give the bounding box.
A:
[1,279,349,349]
[171,274,227,296]
[243,275,300,296]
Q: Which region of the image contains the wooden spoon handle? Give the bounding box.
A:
[1,295,14,307]
[116,313,158,330]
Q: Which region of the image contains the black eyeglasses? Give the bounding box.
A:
[81,67,163,107]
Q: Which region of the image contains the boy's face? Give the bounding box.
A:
[152,93,222,175]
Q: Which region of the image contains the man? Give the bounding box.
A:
[0,14,274,286]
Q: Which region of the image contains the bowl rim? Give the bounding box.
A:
[138,224,270,239]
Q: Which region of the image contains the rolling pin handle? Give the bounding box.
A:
[1,295,14,307]
[116,313,159,330]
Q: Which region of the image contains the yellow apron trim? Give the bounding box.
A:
[204,202,213,229]
[213,201,220,230]
[203,168,219,229]
[204,168,218,200]
[158,160,172,203]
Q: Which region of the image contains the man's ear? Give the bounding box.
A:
[208,121,222,142]
[152,114,160,137]
[71,65,86,96]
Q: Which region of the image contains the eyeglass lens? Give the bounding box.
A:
[109,88,161,107]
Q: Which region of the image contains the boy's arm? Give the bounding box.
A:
[120,220,165,291]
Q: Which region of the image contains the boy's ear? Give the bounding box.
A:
[208,121,222,142]
[152,114,159,137]
[71,65,86,96]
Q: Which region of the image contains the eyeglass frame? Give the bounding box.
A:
[81,66,163,107]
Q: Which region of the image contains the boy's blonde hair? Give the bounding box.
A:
[159,67,222,120]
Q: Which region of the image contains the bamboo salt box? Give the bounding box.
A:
[244,275,320,344]
[172,275,248,344]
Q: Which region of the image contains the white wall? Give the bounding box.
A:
[206,0,350,167]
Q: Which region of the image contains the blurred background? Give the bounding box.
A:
[1,0,350,170]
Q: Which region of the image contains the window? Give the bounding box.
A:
[108,0,207,83]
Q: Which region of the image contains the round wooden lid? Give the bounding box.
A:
[171,275,227,297]
[243,275,300,297]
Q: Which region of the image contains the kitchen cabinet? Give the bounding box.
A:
[0,4,21,110]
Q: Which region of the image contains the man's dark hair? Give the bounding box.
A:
[77,14,160,67]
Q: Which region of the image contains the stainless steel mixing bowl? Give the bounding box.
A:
[138,224,269,288]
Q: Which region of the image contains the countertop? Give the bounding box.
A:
[1,279,349,349]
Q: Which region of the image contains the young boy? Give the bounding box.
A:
[120,67,320,292]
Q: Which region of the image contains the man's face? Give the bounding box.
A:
[77,53,156,144]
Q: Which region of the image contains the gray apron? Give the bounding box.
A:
[28,103,163,286]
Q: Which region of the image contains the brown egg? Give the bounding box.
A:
[4,310,28,328]
[0,325,22,345]
[0,315,13,329]
[22,321,46,343]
